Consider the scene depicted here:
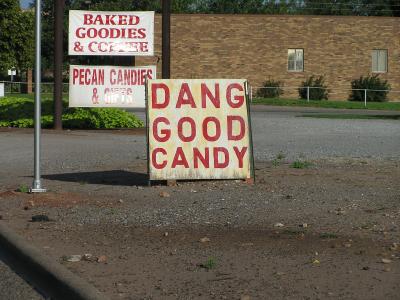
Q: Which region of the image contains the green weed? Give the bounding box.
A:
[17,185,29,193]
[319,233,338,239]
[291,160,312,169]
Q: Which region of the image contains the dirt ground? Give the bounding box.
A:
[0,156,399,300]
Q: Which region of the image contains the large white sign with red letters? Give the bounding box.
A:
[69,65,156,107]
[148,79,252,180]
[69,10,154,56]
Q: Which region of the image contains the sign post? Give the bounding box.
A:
[30,0,46,193]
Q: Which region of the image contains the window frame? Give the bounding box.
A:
[287,48,304,72]
[372,49,388,73]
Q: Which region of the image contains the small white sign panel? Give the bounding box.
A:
[69,10,154,56]
[69,65,156,108]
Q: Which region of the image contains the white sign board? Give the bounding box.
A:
[7,70,16,76]
[69,65,156,107]
[0,83,4,98]
[69,10,154,56]
[148,79,253,181]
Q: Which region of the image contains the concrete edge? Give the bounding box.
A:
[0,222,109,300]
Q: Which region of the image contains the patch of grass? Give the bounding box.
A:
[252,98,400,111]
[301,113,400,120]
[0,97,143,129]
[290,160,312,169]
[16,185,29,193]
[272,152,285,167]
[200,257,216,270]
[277,152,285,160]
[319,233,338,239]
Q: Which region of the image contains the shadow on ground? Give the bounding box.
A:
[43,170,148,186]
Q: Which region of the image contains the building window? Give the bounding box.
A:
[372,49,387,73]
[288,49,304,72]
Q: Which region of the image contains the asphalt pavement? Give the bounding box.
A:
[0,260,43,300]
[0,107,399,180]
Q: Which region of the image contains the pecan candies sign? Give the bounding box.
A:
[69,65,155,108]
[148,79,253,180]
[69,10,154,56]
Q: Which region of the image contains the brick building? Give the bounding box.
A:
[137,14,400,101]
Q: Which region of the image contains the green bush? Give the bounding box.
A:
[298,75,329,100]
[349,75,390,102]
[0,97,143,129]
[257,79,283,98]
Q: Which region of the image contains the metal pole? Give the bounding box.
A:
[307,86,310,102]
[31,0,46,193]
[364,89,367,108]
[162,0,171,79]
[53,0,64,130]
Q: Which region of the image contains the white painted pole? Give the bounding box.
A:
[307,86,310,102]
[31,0,46,193]
[364,89,367,108]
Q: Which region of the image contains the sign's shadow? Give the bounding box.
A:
[43,170,148,187]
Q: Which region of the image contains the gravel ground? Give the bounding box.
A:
[0,108,399,299]
[0,260,43,300]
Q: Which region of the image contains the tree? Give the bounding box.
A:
[0,0,20,71]
[0,0,34,77]
[15,10,35,70]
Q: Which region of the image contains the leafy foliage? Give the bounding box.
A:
[298,75,329,101]
[349,75,391,102]
[0,1,34,75]
[0,97,144,129]
[257,79,283,99]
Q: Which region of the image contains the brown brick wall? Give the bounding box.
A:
[136,14,400,101]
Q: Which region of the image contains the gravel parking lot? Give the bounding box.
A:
[0,106,399,300]
[1,106,399,183]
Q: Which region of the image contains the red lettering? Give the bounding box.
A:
[227,83,244,108]
[79,69,84,84]
[72,69,79,84]
[118,15,127,25]
[233,147,248,168]
[193,148,209,169]
[201,83,220,108]
[171,147,189,168]
[153,117,170,142]
[88,41,97,52]
[176,83,196,108]
[213,147,229,168]
[152,148,167,169]
[178,117,196,142]
[138,28,146,38]
[152,83,170,109]
[76,27,86,38]
[110,70,116,84]
[83,14,93,25]
[84,69,90,85]
[140,69,146,85]
[129,15,140,25]
[99,42,108,52]
[203,117,221,142]
[94,15,104,25]
[227,116,245,141]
